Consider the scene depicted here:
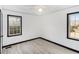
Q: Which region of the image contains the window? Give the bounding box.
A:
[7,15,22,37]
[67,12,79,41]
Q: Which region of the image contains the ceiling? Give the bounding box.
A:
[2,5,75,15]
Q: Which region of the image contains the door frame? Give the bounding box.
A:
[0,9,1,54]
[0,10,3,54]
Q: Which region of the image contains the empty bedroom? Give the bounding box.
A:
[0,5,79,54]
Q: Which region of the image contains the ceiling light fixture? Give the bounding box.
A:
[33,5,46,15]
[38,8,43,12]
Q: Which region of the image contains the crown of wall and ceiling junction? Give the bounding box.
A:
[1,5,75,15]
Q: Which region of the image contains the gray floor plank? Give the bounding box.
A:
[2,39,77,54]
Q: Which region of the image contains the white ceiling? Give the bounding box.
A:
[2,5,75,15]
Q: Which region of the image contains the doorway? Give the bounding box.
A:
[0,10,2,54]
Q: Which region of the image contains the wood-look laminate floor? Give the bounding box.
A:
[2,39,77,54]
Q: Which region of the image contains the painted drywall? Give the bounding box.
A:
[1,6,41,46]
[1,5,79,51]
[40,6,79,51]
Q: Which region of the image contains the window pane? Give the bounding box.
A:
[8,15,22,37]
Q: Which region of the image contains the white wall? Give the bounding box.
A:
[2,6,41,46]
[40,6,79,51]
[1,5,79,51]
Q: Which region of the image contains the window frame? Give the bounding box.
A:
[7,14,22,37]
[67,11,79,41]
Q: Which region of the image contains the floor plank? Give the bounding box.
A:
[2,39,77,54]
